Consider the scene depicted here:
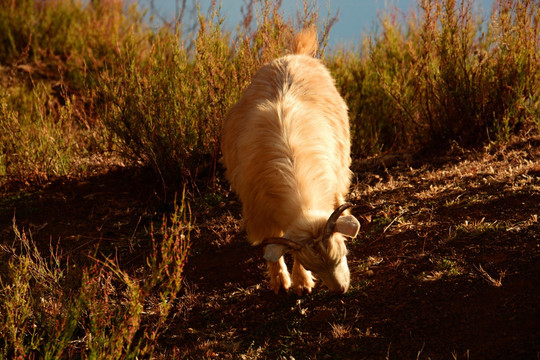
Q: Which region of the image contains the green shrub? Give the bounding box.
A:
[330,0,540,156]
[0,85,110,183]
[0,199,191,359]
[0,0,149,86]
[0,0,151,186]
[1,0,538,187]
[99,1,327,188]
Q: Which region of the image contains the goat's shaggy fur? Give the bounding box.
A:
[221,28,357,294]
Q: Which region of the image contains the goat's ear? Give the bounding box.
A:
[335,215,360,238]
[263,244,288,262]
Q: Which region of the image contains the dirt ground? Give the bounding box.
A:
[1,134,539,359]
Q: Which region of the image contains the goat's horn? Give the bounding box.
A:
[322,202,354,242]
[262,237,303,250]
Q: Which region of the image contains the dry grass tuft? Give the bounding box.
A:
[330,323,353,339]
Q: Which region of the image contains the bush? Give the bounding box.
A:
[0,0,149,86]
[99,0,328,188]
[0,0,150,186]
[330,0,540,156]
[0,85,110,184]
[1,0,538,186]
[0,198,191,359]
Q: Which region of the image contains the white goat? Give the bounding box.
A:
[221,28,360,295]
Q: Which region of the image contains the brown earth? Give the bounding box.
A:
[1,134,539,359]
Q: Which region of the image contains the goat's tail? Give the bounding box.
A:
[292,27,318,57]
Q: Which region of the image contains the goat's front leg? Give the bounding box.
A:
[291,259,315,296]
[267,257,291,294]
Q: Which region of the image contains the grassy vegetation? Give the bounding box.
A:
[99,0,332,188]
[0,198,190,358]
[330,0,540,155]
[1,0,537,188]
[0,0,539,358]
[0,0,148,185]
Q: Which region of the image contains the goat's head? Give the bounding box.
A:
[263,203,360,294]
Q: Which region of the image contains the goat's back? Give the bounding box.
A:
[221,52,351,245]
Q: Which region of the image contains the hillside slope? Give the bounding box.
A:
[4,133,538,358]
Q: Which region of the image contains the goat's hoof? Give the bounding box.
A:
[294,284,313,296]
[292,277,315,296]
[270,274,291,294]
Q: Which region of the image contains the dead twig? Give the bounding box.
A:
[474,264,505,287]
[383,209,408,233]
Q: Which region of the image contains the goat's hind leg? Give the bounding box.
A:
[267,257,291,294]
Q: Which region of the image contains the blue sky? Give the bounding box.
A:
[138,0,494,47]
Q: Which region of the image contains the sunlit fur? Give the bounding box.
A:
[221,28,352,294]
